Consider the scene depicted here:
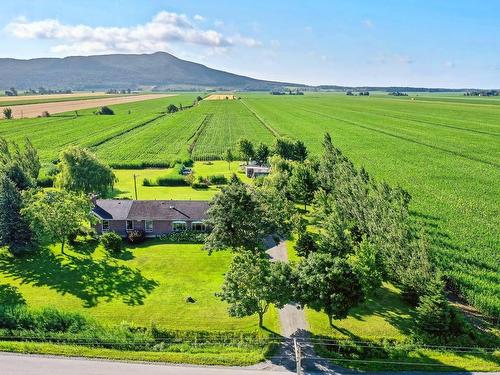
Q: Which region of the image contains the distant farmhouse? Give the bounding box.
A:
[245,165,271,178]
[92,199,209,237]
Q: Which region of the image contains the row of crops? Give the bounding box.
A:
[242,94,500,318]
[190,100,276,160]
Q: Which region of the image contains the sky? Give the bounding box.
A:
[1,0,499,88]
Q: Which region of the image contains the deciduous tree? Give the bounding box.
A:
[55,146,116,196]
[22,190,94,254]
[217,251,294,327]
[237,138,255,164]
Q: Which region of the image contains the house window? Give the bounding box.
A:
[126,220,134,231]
[102,220,110,232]
[145,220,154,233]
[172,221,187,231]
[191,221,206,232]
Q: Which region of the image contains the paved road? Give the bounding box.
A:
[0,352,289,375]
[3,352,499,375]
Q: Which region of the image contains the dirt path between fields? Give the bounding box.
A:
[0,94,175,119]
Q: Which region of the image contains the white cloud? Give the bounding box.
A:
[362,19,374,29]
[5,11,260,55]
[214,20,224,28]
[193,14,205,22]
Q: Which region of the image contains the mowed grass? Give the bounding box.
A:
[111,161,250,200]
[242,93,500,318]
[0,241,279,332]
[190,100,275,160]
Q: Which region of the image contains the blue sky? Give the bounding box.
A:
[1,0,499,88]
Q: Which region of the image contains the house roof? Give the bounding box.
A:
[93,200,209,221]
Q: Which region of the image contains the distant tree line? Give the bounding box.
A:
[106,88,132,94]
[388,91,408,96]
[464,90,499,96]
[4,87,73,96]
[346,91,369,96]
[270,88,304,95]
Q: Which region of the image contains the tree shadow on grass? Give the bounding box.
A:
[0,284,26,306]
[0,247,158,308]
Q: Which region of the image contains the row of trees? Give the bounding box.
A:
[0,139,116,256]
[236,137,308,166]
[206,133,467,340]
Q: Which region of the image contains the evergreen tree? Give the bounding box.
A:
[295,231,317,258]
[296,253,364,326]
[288,162,318,210]
[416,273,464,339]
[293,140,308,162]
[0,175,33,253]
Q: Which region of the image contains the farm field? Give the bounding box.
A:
[204,94,237,100]
[0,92,124,106]
[0,93,175,118]
[0,94,197,164]
[0,241,279,332]
[190,100,275,160]
[0,92,498,318]
[241,93,500,318]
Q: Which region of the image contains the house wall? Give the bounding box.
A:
[95,219,202,237]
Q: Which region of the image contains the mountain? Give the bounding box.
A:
[0,52,302,91]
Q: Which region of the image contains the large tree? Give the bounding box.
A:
[22,190,94,254]
[55,146,116,196]
[0,175,33,253]
[205,178,293,253]
[288,162,318,210]
[217,251,294,327]
[223,148,235,170]
[296,253,364,326]
[254,142,270,166]
[237,138,255,164]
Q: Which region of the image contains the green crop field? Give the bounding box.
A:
[190,100,275,160]
[0,92,498,318]
[241,93,500,318]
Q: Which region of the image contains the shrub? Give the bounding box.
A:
[127,229,146,244]
[161,230,207,243]
[167,104,179,113]
[3,108,13,119]
[95,106,114,115]
[37,175,54,187]
[192,182,209,189]
[142,178,153,186]
[101,232,123,253]
[156,176,188,186]
[207,175,228,185]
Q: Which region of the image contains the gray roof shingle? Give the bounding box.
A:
[92,200,209,221]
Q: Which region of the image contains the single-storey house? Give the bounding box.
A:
[92,199,210,237]
[245,165,271,178]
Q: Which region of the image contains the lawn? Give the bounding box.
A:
[0,240,279,333]
[111,161,251,201]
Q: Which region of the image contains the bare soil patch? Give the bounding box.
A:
[0,92,108,102]
[0,94,175,119]
[204,94,236,100]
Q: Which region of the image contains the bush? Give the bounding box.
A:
[207,175,228,185]
[142,178,153,186]
[161,230,207,243]
[167,104,179,113]
[156,176,188,186]
[192,182,209,189]
[127,229,146,244]
[95,106,114,115]
[37,175,54,187]
[101,232,123,253]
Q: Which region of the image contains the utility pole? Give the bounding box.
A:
[294,338,302,375]
[133,174,138,200]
